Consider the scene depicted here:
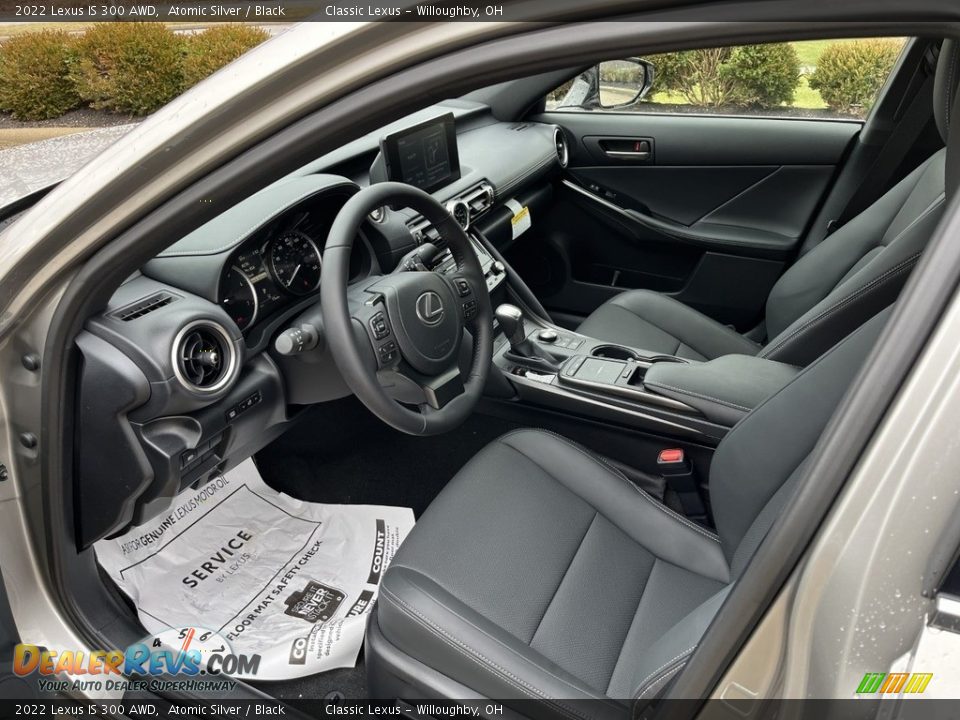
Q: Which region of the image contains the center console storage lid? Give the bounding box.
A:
[643,354,800,427]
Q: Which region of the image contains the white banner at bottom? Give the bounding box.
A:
[95,459,415,680]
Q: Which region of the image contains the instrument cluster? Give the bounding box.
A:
[219,231,323,332]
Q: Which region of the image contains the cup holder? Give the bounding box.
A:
[591,345,640,361]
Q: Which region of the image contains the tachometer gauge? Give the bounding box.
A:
[269,231,322,295]
[220,266,258,331]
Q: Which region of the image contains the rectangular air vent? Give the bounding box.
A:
[113,291,178,321]
[407,216,444,248]
[405,181,495,247]
[463,182,495,215]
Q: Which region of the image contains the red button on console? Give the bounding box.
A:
[658,448,684,464]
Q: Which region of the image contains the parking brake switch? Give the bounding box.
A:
[657,448,707,519]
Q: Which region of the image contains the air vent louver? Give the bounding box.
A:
[172,322,236,394]
[114,292,177,321]
[407,181,494,247]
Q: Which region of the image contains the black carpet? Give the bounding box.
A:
[254,396,523,517]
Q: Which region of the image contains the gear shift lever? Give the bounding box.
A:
[495,304,560,371]
[495,304,528,352]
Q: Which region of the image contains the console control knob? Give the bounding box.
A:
[492,261,506,274]
[275,324,319,355]
[537,329,558,344]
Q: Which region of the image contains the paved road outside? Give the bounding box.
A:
[0,124,136,207]
[0,126,98,151]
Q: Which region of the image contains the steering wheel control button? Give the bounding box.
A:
[537,329,559,343]
[454,277,472,297]
[370,312,390,340]
[378,341,399,365]
[462,299,478,320]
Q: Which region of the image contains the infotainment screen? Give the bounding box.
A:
[378,113,461,193]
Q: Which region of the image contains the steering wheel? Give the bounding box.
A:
[321,183,494,436]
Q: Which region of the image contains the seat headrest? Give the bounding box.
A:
[934,40,960,143]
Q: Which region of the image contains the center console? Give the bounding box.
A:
[491,305,800,445]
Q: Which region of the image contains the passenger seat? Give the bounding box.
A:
[577,40,960,366]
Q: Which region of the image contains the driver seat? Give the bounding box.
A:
[366,309,890,710]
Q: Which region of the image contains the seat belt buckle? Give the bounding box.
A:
[657,448,706,518]
[657,448,690,474]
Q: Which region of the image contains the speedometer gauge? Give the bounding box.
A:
[220,266,258,331]
[269,232,322,295]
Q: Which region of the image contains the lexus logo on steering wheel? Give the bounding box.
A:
[415,291,445,326]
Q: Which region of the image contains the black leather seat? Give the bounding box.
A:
[576,41,960,366]
[367,310,891,711]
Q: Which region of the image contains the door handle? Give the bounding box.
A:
[597,137,654,162]
[603,149,651,159]
[582,135,655,164]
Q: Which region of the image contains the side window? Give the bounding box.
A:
[546,39,907,121]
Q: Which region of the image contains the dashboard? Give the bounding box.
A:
[73,101,565,549]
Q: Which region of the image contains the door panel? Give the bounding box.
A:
[517,112,859,329]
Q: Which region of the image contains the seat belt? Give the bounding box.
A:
[826,73,936,235]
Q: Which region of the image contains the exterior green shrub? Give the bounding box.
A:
[646,47,734,107]
[646,43,800,108]
[69,23,185,116]
[0,31,80,120]
[808,39,904,114]
[722,43,800,108]
[182,25,270,87]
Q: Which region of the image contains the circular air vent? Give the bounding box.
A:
[554,127,569,168]
[172,321,237,394]
[445,199,471,230]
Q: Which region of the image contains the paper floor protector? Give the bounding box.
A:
[95,458,415,680]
